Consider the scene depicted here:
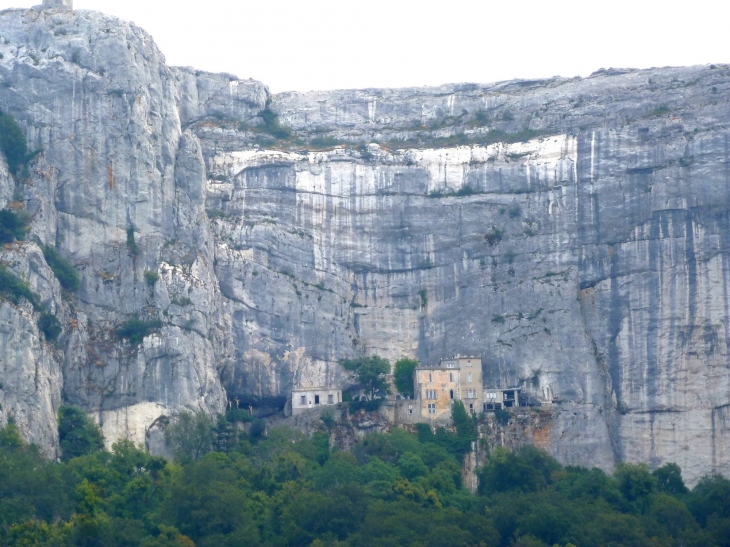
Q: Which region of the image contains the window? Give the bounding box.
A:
[314,395,320,405]
[450,389,454,400]
[469,403,474,413]
[467,360,472,367]
[328,394,333,404]
[426,389,438,399]
[428,403,436,414]
[449,372,453,382]
[429,373,432,383]
[446,362,455,368]
[300,395,306,405]
[468,372,472,383]
[408,404,413,414]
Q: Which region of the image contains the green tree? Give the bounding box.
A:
[341,356,391,400]
[648,493,698,539]
[161,454,259,545]
[165,411,216,463]
[398,452,428,481]
[513,535,549,547]
[143,525,196,547]
[58,405,104,462]
[687,474,730,525]
[653,462,688,495]
[479,445,560,495]
[393,358,418,398]
[0,421,23,448]
[614,462,657,513]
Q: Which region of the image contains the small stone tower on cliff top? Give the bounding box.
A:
[42,0,73,8]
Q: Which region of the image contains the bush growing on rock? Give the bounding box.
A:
[126,226,139,256]
[0,265,39,307]
[0,208,30,244]
[42,245,80,292]
[144,270,160,286]
[38,312,61,341]
[0,110,28,175]
[116,314,162,345]
[258,104,292,140]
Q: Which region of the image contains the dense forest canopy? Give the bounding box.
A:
[0,408,729,547]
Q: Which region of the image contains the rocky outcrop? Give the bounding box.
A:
[0,243,66,456]
[0,7,229,449]
[0,6,729,484]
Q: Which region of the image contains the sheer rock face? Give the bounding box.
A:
[0,8,232,450]
[1,8,730,484]
[0,243,66,457]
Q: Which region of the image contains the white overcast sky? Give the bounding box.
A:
[0,0,727,93]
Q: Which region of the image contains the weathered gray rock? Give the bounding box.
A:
[0,243,66,457]
[0,154,12,208]
[202,66,730,484]
[0,7,227,449]
[0,6,729,485]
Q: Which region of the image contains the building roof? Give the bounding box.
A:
[291,387,340,393]
[415,364,461,371]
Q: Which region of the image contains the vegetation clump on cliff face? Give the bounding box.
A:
[0,265,39,308]
[0,208,30,244]
[0,265,63,341]
[42,245,80,292]
[258,102,292,140]
[0,417,728,547]
[116,314,163,345]
[0,110,29,176]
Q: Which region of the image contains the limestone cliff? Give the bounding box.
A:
[0,6,729,484]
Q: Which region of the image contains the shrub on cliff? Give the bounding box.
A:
[116,315,162,345]
[0,265,39,308]
[0,208,30,244]
[42,245,80,292]
[258,104,292,140]
[0,111,28,175]
[38,312,62,341]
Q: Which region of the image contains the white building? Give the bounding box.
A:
[291,387,342,416]
[482,387,521,410]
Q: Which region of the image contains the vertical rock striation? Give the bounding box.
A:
[0,7,728,483]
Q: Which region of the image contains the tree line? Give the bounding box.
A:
[0,403,729,547]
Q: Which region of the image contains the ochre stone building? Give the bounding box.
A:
[414,355,482,421]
